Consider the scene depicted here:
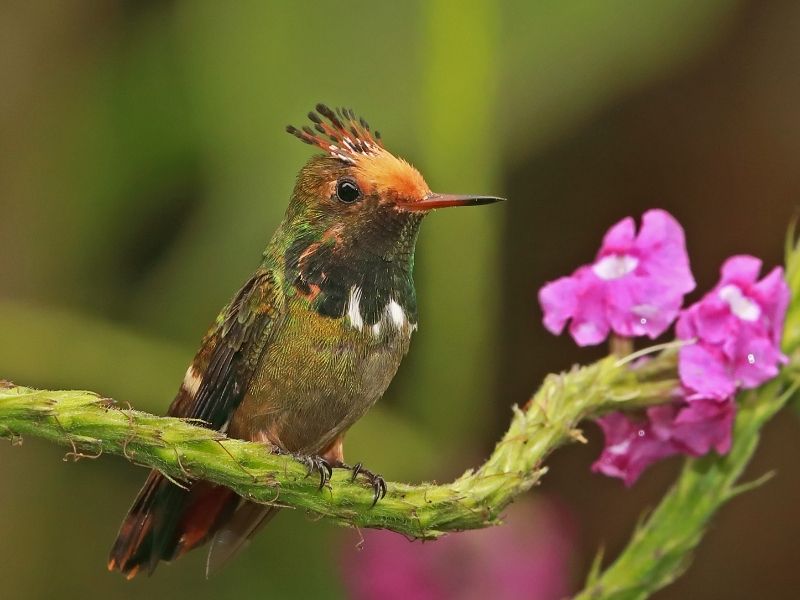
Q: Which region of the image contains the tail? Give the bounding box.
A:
[108,471,239,578]
[205,500,279,576]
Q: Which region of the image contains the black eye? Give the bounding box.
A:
[335,179,361,204]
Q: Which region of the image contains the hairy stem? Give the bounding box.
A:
[0,351,677,539]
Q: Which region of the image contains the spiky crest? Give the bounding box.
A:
[287,104,429,199]
[286,104,384,165]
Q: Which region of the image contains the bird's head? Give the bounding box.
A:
[279,104,503,321]
[283,105,502,257]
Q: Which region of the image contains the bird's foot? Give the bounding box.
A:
[270,446,384,504]
[300,454,333,489]
[271,447,332,490]
[349,462,387,507]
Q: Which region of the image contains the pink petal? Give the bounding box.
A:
[720,255,762,287]
[678,343,736,399]
[568,314,610,346]
[567,269,613,346]
[539,268,615,346]
[731,335,785,389]
[538,276,578,335]
[635,209,696,294]
[636,209,677,243]
[647,404,681,438]
[627,277,685,338]
[672,398,734,455]
[692,297,736,345]
[675,308,697,340]
[603,211,694,339]
[752,266,790,342]
[592,411,679,486]
[599,216,636,254]
[604,277,639,337]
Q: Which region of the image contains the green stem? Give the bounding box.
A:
[0,326,795,597]
[0,351,677,539]
[609,334,634,358]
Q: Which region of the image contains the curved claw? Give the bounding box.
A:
[310,456,332,489]
[348,462,386,507]
[291,453,333,490]
[370,475,387,508]
[318,458,333,488]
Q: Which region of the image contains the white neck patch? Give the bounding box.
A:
[347,286,364,330]
[344,288,417,336]
[388,299,406,328]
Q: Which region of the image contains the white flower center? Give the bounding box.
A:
[574,322,600,340]
[607,439,632,455]
[592,254,639,281]
[718,284,761,322]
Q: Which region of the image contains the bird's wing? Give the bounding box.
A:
[168,268,283,429]
[108,269,283,577]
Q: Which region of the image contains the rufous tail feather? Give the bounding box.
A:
[108,472,238,578]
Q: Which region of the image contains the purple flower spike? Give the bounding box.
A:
[677,255,789,398]
[539,209,695,346]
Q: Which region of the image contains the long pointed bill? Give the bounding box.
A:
[400,193,506,212]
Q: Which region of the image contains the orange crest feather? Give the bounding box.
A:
[287,104,384,165]
[287,104,430,199]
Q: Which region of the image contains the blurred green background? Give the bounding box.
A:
[2,1,799,598]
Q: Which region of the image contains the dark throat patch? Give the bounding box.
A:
[285,208,422,326]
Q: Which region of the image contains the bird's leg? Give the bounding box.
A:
[319,434,345,467]
[318,435,386,506]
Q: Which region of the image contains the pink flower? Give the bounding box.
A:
[539,209,695,346]
[592,398,735,486]
[593,254,788,486]
[591,408,680,486]
[669,398,735,456]
[676,255,789,399]
[339,499,576,600]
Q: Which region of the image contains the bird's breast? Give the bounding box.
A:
[232,294,415,452]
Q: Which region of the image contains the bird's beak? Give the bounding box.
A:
[400,193,506,212]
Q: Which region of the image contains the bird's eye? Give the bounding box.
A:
[335,179,361,204]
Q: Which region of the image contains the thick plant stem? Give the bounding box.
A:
[0,351,677,539]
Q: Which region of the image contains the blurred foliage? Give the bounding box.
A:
[0,1,741,598]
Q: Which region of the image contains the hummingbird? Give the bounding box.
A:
[108,104,504,578]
